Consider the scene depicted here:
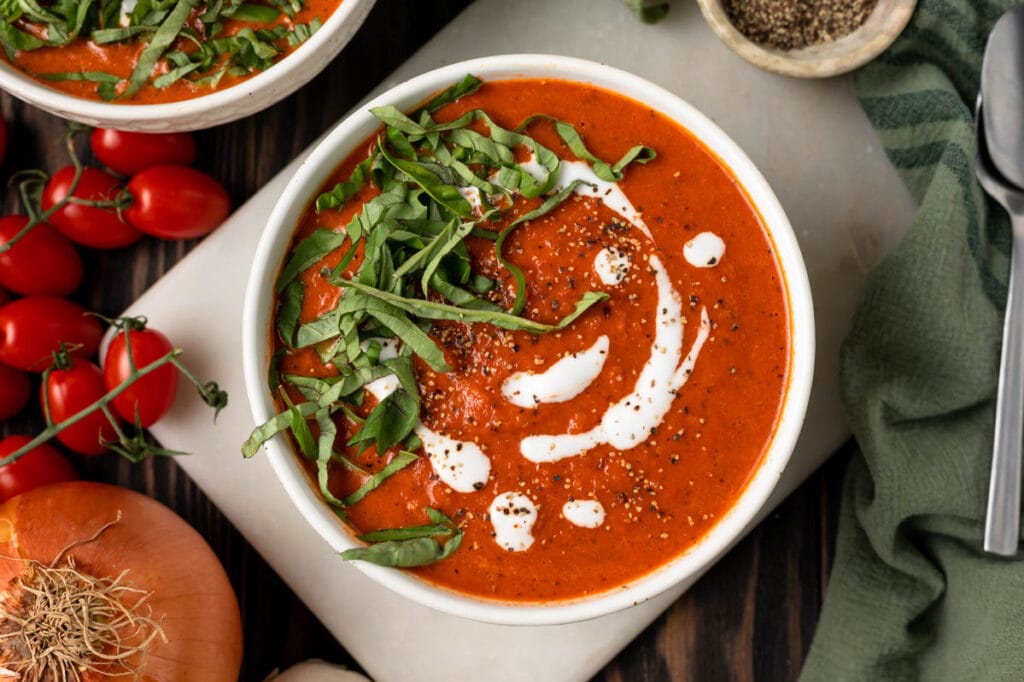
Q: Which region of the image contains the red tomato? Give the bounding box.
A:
[103,326,178,427]
[124,166,230,240]
[41,166,143,249]
[0,297,103,372]
[0,215,83,296]
[0,436,77,503]
[43,358,118,456]
[0,288,9,306]
[90,129,197,176]
[0,364,30,420]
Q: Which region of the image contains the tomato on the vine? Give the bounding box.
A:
[90,129,197,176]
[0,215,83,296]
[43,358,118,456]
[103,326,178,428]
[42,166,142,249]
[0,436,77,503]
[0,297,103,372]
[0,364,30,420]
[124,166,230,240]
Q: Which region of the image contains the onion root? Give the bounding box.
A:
[0,515,167,681]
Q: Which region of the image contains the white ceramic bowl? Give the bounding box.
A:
[242,54,815,626]
[0,0,375,131]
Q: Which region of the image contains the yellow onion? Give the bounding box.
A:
[0,481,242,680]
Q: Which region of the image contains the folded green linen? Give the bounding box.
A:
[801,1,1024,680]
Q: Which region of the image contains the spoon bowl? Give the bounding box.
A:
[980,6,1024,189]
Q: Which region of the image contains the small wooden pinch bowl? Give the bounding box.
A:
[696,0,918,78]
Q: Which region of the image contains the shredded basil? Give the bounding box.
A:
[2,0,320,99]
[341,507,462,568]
[342,450,417,506]
[244,75,657,568]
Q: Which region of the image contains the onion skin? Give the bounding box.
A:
[0,481,242,681]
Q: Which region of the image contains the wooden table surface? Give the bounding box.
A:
[0,2,849,679]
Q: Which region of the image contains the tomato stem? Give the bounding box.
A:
[0,342,224,467]
[0,126,99,255]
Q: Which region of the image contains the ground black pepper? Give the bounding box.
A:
[723,0,879,50]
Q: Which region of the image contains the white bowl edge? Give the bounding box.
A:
[0,0,376,131]
[241,54,816,626]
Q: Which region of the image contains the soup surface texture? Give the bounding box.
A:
[266,77,790,602]
[1,0,339,104]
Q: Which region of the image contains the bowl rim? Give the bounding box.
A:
[0,0,376,130]
[242,53,815,626]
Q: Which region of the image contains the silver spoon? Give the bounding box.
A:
[978,5,1024,556]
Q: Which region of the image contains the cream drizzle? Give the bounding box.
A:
[520,256,711,463]
[683,231,726,268]
[501,336,609,408]
[593,247,630,285]
[361,340,490,494]
[488,492,538,551]
[562,499,606,529]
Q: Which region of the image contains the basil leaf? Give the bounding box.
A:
[621,0,669,23]
[0,22,44,56]
[613,144,657,173]
[438,530,462,559]
[316,158,372,212]
[229,3,279,22]
[0,0,22,21]
[347,388,418,454]
[425,506,456,528]
[358,524,452,542]
[122,0,196,98]
[295,305,341,348]
[415,73,481,115]
[276,280,303,348]
[429,272,502,311]
[315,408,345,507]
[342,506,462,566]
[288,401,317,460]
[377,140,473,218]
[276,228,346,292]
[338,294,450,373]
[340,280,609,335]
[342,450,417,506]
[37,70,120,83]
[242,400,318,457]
[340,537,448,567]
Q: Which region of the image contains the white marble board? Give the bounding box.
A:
[133,0,918,679]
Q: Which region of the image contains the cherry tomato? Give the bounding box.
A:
[103,326,177,427]
[41,166,143,249]
[90,129,197,177]
[43,358,118,456]
[0,436,77,503]
[0,297,103,372]
[0,215,83,296]
[124,166,230,240]
[0,287,10,307]
[0,364,30,420]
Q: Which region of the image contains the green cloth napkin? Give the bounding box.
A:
[801,1,1024,680]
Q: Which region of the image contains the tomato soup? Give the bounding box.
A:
[267,78,789,602]
[1,0,340,104]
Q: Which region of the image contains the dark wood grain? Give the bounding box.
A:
[0,2,846,679]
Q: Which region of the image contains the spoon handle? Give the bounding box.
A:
[985,215,1024,556]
